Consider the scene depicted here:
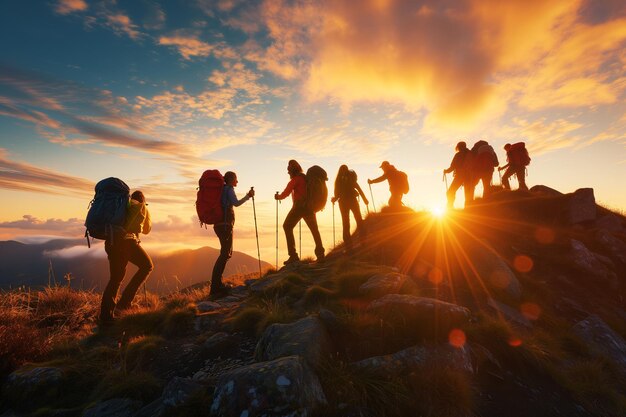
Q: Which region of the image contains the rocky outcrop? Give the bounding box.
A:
[567,188,596,224]
[359,272,412,296]
[572,315,626,380]
[594,229,626,266]
[209,356,327,417]
[2,367,64,409]
[202,332,239,358]
[83,398,141,417]
[354,343,473,376]
[569,239,618,288]
[530,185,563,196]
[471,242,522,300]
[162,377,204,408]
[367,294,471,338]
[255,316,332,369]
[487,298,532,329]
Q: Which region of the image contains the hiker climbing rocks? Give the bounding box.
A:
[368,161,409,209]
[100,190,153,326]
[210,171,254,297]
[499,142,530,191]
[470,140,499,198]
[275,159,325,264]
[443,141,473,208]
[331,165,368,252]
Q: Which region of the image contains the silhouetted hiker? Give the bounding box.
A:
[470,140,499,198]
[211,171,254,297]
[499,142,530,191]
[275,160,325,264]
[443,141,474,208]
[331,165,368,252]
[99,190,153,326]
[368,161,409,209]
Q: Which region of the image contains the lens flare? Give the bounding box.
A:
[430,205,446,218]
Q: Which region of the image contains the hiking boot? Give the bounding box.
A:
[283,255,300,265]
[210,284,231,298]
[97,315,117,328]
[315,253,325,263]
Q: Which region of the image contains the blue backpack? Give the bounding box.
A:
[84,177,130,246]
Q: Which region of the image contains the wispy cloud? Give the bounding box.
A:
[104,13,142,40]
[54,0,88,15]
[158,32,214,59]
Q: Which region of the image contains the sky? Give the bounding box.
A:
[0,0,625,265]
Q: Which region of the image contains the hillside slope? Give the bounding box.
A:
[2,186,626,417]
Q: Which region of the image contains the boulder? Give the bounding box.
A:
[162,377,204,408]
[196,301,223,313]
[530,185,563,197]
[255,316,333,369]
[487,298,532,329]
[83,398,141,417]
[359,272,412,296]
[2,366,64,408]
[594,229,626,265]
[367,294,471,338]
[595,214,624,233]
[202,332,239,358]
[210,356,327,417]
[567,188,596,224]
[353,344,473,376]
[569,239,618,288]
[471,242,522,300]
[572,315,626,380]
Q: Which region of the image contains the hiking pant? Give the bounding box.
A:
[446,176,474,208]
[338,196,365,250]
[284,205,324,259]
[388,192,403,209]
[502,166,528,191]
[478,170,494,197]
[101,237,153,320]
[212,223,233,289]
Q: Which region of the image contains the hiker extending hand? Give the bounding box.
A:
[333,165,368,253]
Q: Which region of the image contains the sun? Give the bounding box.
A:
[429,205,446,218]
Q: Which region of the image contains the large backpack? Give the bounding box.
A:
[85,177,130,246]
[196,170,224,226]
[474,143,499,171]
[305,165,328,212]
[125,199,149,235]
[509,142,531,166]
[393,170,410,194]
[335,169,357,199]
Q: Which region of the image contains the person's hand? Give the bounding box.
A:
[363,198,369,205]
[247,188,255,198]
[331,197,338,204]
[274,192,280,200]
[443,169,446,174]
[498,166,503,171]
[367,179,372,184]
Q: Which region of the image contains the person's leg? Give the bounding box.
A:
[389,193,402,208]
[516,167,528,190]
[447,176,462,207]
[117,239,154,310]
[211,224,233,288]
[303,211,325,260]
[464,177,476,207]
[283,207,302,260]
[349,197,365,245]
[481,171,493,197]
[100,241,128,322]
[338,199,352,248]
[502,167,514,190]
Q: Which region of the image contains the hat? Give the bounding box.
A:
[379,161,390,169]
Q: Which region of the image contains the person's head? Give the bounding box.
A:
[287,159,303,177]
[504,143,511,151]
[337,164,349,177]
[131,190,145,203]
[224,171,238,186]
[455,141,467,152]
[380,161,391,172]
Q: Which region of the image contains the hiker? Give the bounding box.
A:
[443,141,473,208]
[470,140,499,198]
[499,142,530,191]
[211,171,254,296]
[331,165,368,252]
[99,190,153,325]
[368,161,409,209]
[275,159,325,264]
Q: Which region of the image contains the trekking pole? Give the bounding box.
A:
[332,201,336,247]
[498,169,502,186]
[251,187,262,278]
[275,192,279,269]
[369,183,376,212]
[443,171,448,191]
[298,220,302,256]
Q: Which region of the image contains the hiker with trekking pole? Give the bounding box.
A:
[275,160,326,265]
[331,164,368,254]
[443,141,473,209]
[499,142,531,191]
[368,161,409,210]
[197,170,254,297]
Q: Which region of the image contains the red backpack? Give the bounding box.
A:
[196,170,224,226]
[508,142,531,166]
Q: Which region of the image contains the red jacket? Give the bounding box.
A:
[277,175,306,203]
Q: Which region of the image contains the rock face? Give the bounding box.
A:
[162,377,204,407]
[82,398,141,417]
[359,272,411,296]
[210,356,327,417]
[354,344,473,376]
[572,315,626,380]
[367,294,471,338]
[530,185,563,196]
[594,229,626,266]
[254,316,332,369]
[202,332,239,358]
[567,188,596,224]
[569,239,618,288]
[2,367,64,408]
[487,298,532,329]
[471,242,522,300]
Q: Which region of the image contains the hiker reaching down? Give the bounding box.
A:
[211,171,254,297]
[368,161,409,209]
[275,159,325,264]
[499,142,530,191]
[332,165,368,252]
[100,190,153,326]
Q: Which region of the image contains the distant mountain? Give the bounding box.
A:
[0,240,270,294]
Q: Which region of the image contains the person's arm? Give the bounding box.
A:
[276,178,295,200]
[368,174,387,184]
[498,162,510,171]
[225,187,251,207]
[142,207,151,235]
[444,154,459,174]
[355,182,368,204]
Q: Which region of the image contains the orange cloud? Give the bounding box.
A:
[104,13,142,39]
[54,0,87,15]
[159,34,214,59]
